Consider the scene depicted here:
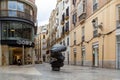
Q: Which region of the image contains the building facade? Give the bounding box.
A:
[56,0,71,64]
[0,0,37,66]
[70,0,120,69]
[46,0,71,65]
[40,25,48,62]
[34,27,41,63]
[42,0,120,69]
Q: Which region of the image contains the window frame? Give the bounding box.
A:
[93,0,98,12]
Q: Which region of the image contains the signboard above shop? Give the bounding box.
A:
[17,40,33,46]
[1,39,34,47]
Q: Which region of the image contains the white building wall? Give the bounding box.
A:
[56,0,70,64]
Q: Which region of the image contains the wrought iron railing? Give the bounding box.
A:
[0,10,35,22]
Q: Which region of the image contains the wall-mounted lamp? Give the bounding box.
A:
[92,19,96,27]
[92,19,103,30]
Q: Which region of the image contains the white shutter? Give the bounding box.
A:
[77,0,83,16]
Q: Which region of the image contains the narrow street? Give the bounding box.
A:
[0,63,120,80]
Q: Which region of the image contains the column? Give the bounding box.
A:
[22,45,24,65]
[32,48,35,65]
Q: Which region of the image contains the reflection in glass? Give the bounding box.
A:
[0,0,34,21]
[8,1,17,10]
[8,10,17,16]
[17,2,24,12]
[1,21,33,40]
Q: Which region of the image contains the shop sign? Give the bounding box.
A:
[17,40,33,46]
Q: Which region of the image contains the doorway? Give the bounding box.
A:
[73,48,77,65]
[92,44,99,67]
[74,54,76,65]
[81,46,85,66]
[9,47,22,65]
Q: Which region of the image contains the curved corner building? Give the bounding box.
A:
[0,0,37,65]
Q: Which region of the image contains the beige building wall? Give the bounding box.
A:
[70,0,119,68]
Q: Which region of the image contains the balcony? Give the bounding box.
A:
[65,16,69,20]
[79,13,86,24]
[0,10,35,22]
[61,20,65,25]
[65,27,69,35]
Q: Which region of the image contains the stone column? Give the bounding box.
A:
[32,48,35,65]
[22,45,24,65]
[4,46,9,65]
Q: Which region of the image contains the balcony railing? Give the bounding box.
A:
[65,16,69,20]
[79,13,86,23]
[0,10,35,22]
[61,20,65,25]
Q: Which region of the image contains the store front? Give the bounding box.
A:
[1,39,34,66]
[0,0,37,66]
[0,21,35,66]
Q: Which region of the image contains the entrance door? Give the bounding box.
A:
[117,43,120,69]
[73,48,77,65]
[9,47,22,65]
[67,52,69,65]
[74,54,76,65]
[93,45,99,67]
[81,50,85,66]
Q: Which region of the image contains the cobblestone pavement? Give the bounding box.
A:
[0,63,120,80]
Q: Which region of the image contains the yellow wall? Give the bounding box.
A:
[70,0,120,68]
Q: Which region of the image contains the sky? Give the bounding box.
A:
[35,0,57,26]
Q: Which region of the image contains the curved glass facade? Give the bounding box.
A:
[1,21,34,41]
[0,0,36,66]
[0,0,35,22]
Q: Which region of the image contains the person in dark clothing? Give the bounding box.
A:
[17,59,22,65]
